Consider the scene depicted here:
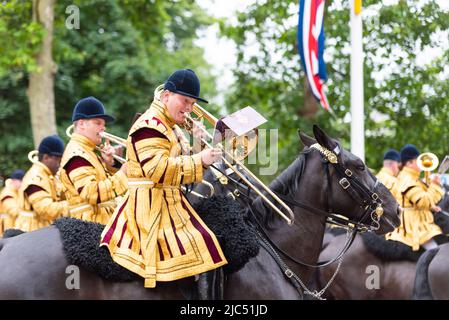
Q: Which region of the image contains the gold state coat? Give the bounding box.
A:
[101,100,227,288]
[16,162,68,232]
[386,166,443,250]
[59,133,128,224]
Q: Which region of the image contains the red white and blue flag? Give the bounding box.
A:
[298,0,330,110]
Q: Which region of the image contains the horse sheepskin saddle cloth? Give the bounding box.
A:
[53,194,260,281]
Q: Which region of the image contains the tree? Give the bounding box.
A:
[0,0,217,179]
[220,0,449,181]
[28,0,58,147]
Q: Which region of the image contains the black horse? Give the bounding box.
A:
[316,188,449,299]
[0,126,400,299]
[412,197,449,299]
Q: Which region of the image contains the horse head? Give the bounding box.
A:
[298,125,401,235]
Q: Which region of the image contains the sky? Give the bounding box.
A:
[195,0,251,105]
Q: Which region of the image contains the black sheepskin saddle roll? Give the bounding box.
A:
[361,232,424,262]
[2,229,25,239]
[361,211,449,262]
[53,194,260,282]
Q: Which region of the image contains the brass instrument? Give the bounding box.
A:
[417,152,439,185]
[65,123,215,199]
[28,150,39,164]
[66,125,126,164]
[154,85,295,225]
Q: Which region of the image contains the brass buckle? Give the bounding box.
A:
[345,169,353,177]
[285,269,294,278]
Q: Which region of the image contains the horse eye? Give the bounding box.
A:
[358,165,365,171]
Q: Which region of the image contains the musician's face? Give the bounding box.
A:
[163,91,196,124]
[75,118,106,145]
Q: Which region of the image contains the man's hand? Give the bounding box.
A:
[192,119,206,140]
[192,119,206,153]
[431,205,442,213]
[200,148,222,167]
[100,139,115,167]
[119,162,128,175]
[431,174,441,186]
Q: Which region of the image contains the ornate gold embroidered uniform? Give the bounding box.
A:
[386,166,443,250]
[15,162,68,232]
[376,167,399,199]
[59,134,128,225]
[100,100,227,288]
[0,180,20,235]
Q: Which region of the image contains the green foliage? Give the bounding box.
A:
[221,0,449,182]
[0,1,44,75]
[0,0,216,179]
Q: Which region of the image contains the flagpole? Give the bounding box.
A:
[350,0,365,162]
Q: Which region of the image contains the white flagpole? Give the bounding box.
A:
[350,0,365,162]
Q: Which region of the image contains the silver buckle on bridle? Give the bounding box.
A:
[339,178,350,189]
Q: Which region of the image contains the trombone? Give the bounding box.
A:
[28,150,39,164]
[154,85,295,225]
[65,124,214,199]
[66,125,127,164]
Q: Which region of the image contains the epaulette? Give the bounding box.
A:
[22,164,50,192]
[60,141,95,168]
[129,109,169,137]
[398,174,420,194]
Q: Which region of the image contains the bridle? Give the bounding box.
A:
[293,143,384,234]
[205,142,388,299]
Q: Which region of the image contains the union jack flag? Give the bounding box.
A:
[298,0,330,110]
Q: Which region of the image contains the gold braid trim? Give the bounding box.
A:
[310,143,338,164]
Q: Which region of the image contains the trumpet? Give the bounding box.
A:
[66,125,126,164]
[417,152,439,185]
[154,85,295,225]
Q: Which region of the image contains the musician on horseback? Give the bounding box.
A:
[100,69,227,299]
[0,169,24,235]
[59,97,128,224]
[386,144,444,251]
[15,135,68,232]
[376,149,401,199]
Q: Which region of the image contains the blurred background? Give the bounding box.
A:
[1,0,449,183]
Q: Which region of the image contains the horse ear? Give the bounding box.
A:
[298,130,316,147]
[313,125,339,153]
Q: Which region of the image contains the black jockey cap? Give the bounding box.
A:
[38,135,65,157]
[164,69,209,104]
[400,144,420,164]
[72,96,115,123]
[383,149,400,162]
[10,169,25,180]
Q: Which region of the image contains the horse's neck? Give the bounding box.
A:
[267,209,326,282]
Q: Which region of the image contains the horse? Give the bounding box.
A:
[0,125,400,299]
[316,189,449,300]
[412,243,449,299]
[412,204,449,299]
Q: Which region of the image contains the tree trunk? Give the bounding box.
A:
[27,0,57,148]
[299,77,319,119]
